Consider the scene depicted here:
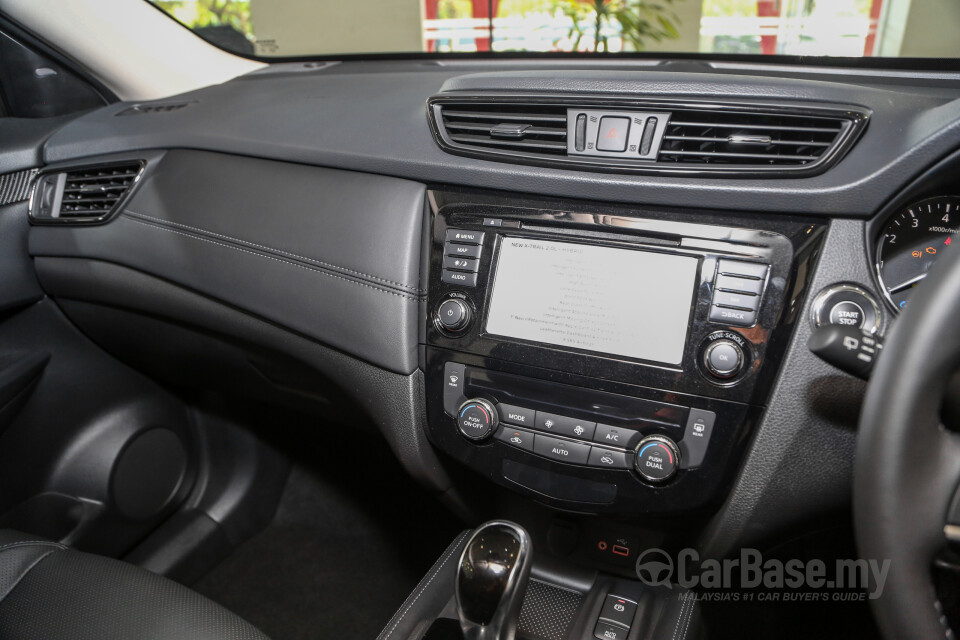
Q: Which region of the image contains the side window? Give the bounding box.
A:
[0,30,110,118]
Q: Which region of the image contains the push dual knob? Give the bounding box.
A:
[633,435,680,483]
[457,399,498,441]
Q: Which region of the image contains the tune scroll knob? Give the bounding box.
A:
[702,338,745,380]
[634,435,681,483]
[436,298,472,332]
[457,398,498,441]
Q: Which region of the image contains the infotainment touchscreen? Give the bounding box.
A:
[485,238,699,365]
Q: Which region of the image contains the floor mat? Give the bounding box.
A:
[194,450,462,640]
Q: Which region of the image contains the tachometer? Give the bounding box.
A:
[877,196,959,311]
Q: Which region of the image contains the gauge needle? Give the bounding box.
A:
[889,272,926,293]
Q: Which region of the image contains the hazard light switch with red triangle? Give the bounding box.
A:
[596,116,631,152]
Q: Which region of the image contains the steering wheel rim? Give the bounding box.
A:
[855,235,960,640]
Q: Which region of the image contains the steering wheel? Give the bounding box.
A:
[855,237,960,639]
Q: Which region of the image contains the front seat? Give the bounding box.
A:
[0,530,268,639]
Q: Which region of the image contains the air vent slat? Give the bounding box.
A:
[662,136,832,147]
[667,121,842,133]
[657,149,820,162]
[442,110,567,123]
[449,134,567,151]
[445,122,567,137]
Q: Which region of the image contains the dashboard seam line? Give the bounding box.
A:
[123,209,425,294]
[122,216,423,301]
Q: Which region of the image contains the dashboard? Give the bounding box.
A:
[16,57,960,563]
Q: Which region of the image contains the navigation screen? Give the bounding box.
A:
[485,238,699,365]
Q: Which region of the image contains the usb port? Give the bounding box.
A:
[612,545,630,557]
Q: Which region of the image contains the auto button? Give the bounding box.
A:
[533,435,590,465]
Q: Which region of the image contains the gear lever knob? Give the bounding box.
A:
[456,521,532,640]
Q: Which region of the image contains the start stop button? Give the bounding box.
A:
[811,284,881,335]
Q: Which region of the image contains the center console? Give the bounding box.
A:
[422,189,824,515]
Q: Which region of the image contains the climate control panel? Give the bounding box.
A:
[427,351,757,514]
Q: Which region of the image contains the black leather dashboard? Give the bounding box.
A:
[22,59,960,558]
[30,149,426,374]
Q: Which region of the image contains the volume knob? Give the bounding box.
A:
[436,299,471,332]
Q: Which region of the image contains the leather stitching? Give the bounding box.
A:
[377,531,470,640]
[124,210,425,294]
[0,540,66,554]
[678,593,697,640]
[670,592,692,640]
[124,217,422,301]
[0,548,57,605]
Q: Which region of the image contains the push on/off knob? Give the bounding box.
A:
[703,339,744,379]
[457,398,498,441]
[437,299,471,332]
[633,435,680,483]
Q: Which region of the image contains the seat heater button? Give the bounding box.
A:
[587,447,632,470]
[533,434,591,465]
[498,404,536,427]
[599,594,638,627]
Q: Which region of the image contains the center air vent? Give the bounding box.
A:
[657,109,849,167]
[435,103,569,155]
[29,161,145,224]
[428,96,869,178]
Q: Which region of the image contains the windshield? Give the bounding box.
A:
[149,0,960,61]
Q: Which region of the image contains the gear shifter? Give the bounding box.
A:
[456,521,532,640]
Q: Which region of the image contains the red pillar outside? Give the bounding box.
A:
[863,0,884,56]
[756,0,779,55]
[471,0,500,52]
[425,0,439,52]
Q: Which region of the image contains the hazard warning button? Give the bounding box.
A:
[596,116,630,152]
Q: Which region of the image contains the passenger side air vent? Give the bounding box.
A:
[434,103,569,156]
[657,109,848,167]
[428,95,868,177]
[29,161,145,224]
